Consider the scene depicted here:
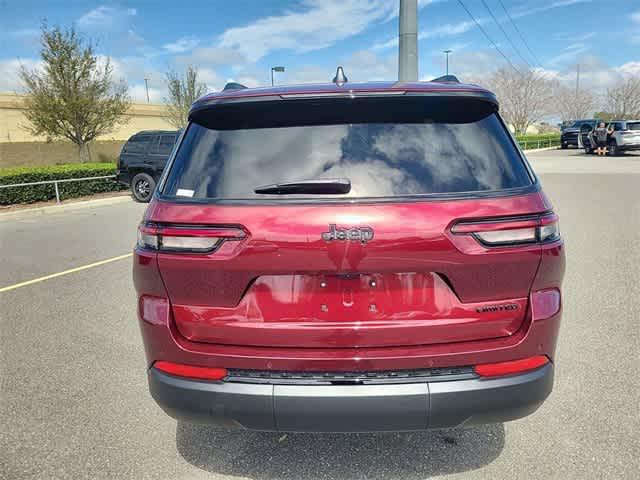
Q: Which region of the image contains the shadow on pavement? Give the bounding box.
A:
[176,422,505,479]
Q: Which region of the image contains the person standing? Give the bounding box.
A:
[594,122,611,156]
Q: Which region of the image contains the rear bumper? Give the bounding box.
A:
[148,363,553,432]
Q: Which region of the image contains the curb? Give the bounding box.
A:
[0,194,133,220]
[522,146,559,153]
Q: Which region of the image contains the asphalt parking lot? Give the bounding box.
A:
[1,149,639,479]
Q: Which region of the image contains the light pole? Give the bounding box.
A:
[271,66,285,86]
[143,77,150,103]
[443,50,452,76]
[398,0,418,81]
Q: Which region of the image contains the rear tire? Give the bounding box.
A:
[131,173,155,203]
[561,143,568,149]
[608,142,619,156]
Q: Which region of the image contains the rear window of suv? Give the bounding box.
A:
[162,96,533,200]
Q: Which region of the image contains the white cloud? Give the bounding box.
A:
[103,56,160,84]
[616,61,640,77]
[376,0,592,52]
[197,67,221,88]
[218,0,396,62]
[163,36,200,54]
[536,55,630,93]
[344,50,396,81]
[554,31,595,41]
[77,6,137,29]
[129,83,163,103]
[177,46,245,67]
[547,43,589,66]
[284,51,396,85]
[422,20,478,39]
[512,0,592,19]
[373,37,399,50]
[0,58,41,92]
[285,64,331,84]
[374,19,478,50]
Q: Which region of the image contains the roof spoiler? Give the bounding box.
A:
[430,75,460,83]
[223,82,248,91]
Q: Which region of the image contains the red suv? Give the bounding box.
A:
[133,78,565,432]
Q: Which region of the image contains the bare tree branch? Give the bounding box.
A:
[484,68,555,135]
[605,76,640,119]
[552,83,594,122]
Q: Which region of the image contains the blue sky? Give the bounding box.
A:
[1,0,639,102]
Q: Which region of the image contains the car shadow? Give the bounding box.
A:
[176,422,505,479]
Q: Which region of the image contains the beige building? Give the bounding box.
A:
[0,93,174,143]
[0,93,176,167]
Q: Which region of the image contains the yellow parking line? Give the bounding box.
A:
[0,253,133,293]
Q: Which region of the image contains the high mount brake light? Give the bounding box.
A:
[137,224,245,253]
[451,213,560,246]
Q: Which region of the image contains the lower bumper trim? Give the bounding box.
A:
[148,363,553,432]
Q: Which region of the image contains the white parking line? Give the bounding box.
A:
[0,253,133,293]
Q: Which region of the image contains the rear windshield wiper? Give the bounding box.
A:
[254,178,351,195]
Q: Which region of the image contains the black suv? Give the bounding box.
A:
[560,119,599,149]
[116,130,179,202]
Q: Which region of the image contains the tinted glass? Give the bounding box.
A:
[124,135,150,154]
[626,122,640,131]
[164,114,532,200]
[156,135,177,155]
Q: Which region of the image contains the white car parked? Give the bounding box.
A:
[606,120,640,156]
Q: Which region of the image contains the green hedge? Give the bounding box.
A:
[515,134,561,150]
[0,163,127,205]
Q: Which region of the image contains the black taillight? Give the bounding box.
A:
[451,213,560,247]
[137,223,246,253]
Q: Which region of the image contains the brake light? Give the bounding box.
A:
[137,223,245,253]
[474,355,549,377]
[154,361,228,381]
[451,213,560,246]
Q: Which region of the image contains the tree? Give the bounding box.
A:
[487,68,555,135]
[605,76,640,119]
[593,112,616,122]
[19,25,130,163]
[165,66,207,129]
[552,83,594,122]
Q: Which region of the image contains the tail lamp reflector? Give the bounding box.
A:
[140,295,169,325]
[531,288,561,321]
[474,355,549,377]
[137,224,245,253]
[154,361,228,381]
[452,213,560,246]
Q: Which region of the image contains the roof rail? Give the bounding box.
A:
[430,75,460,83]
[223,82,248,91]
